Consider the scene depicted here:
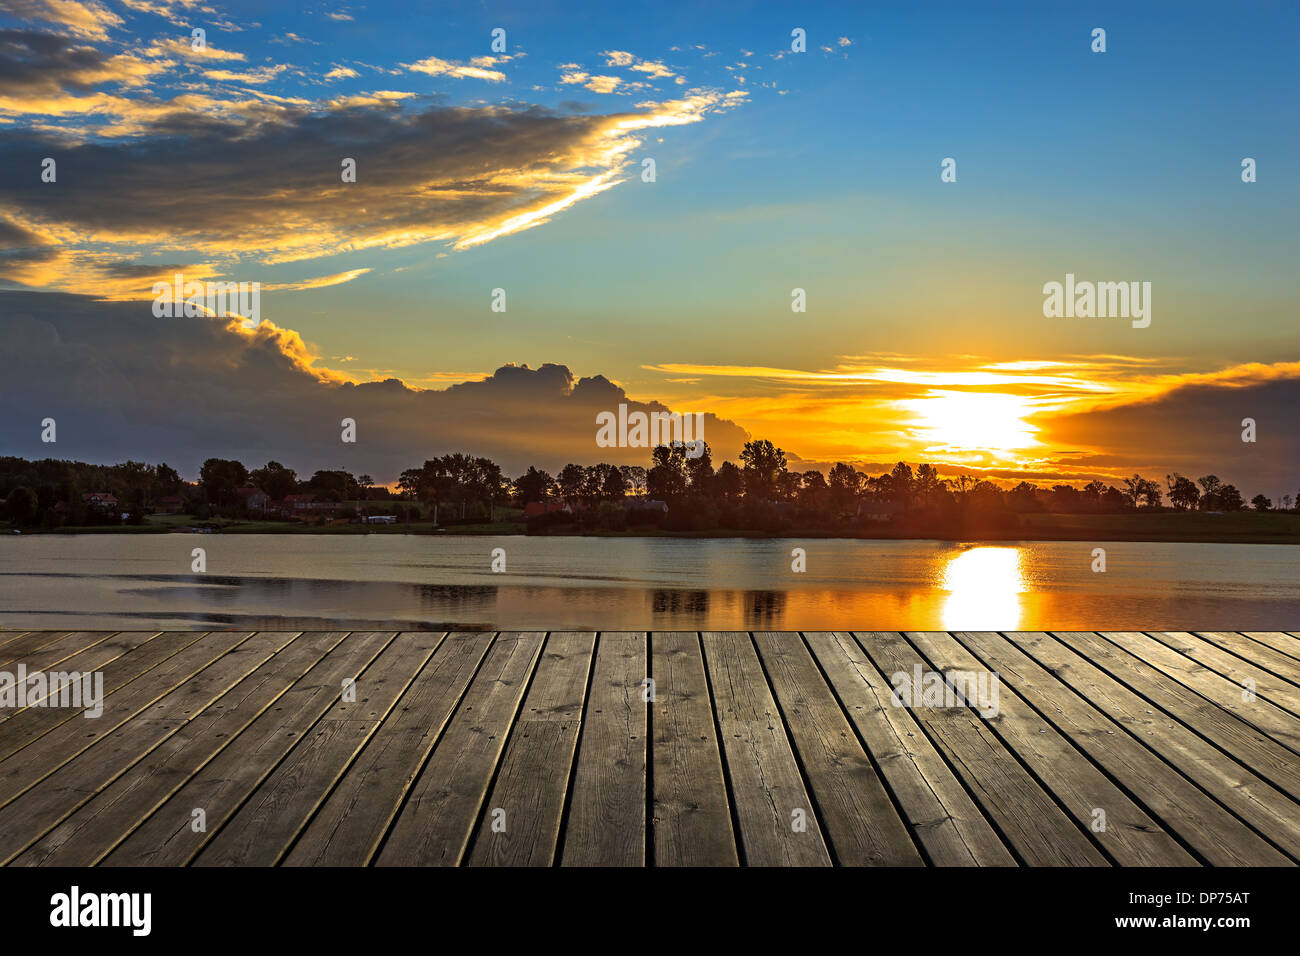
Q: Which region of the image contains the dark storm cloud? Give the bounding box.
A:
[0,291,751,480]
[1043,378,1300,495]
[0,87,717,278]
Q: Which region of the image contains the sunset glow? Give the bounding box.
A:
[940,547,1027,630]
[0,1,1294,493]
[902,391,1040,459]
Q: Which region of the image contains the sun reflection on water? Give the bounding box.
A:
[940,546,1027,630]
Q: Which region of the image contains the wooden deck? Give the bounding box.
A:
[0,629,1297,867]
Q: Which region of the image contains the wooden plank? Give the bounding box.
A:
[804,632,1014,866]
[98,631,398,867]
[1242,632,1300,663]
[1195,632,1300,684]
[0,632,33,653]
[0,631,254,808]
[0,631,176,750]
[561,633,647,866]
[951,631,1291,866]
[1098,632,1300,754]
[7,627,1298,869]
[283,633,494,866]
[14,632,350,867]
[376,633,544,866]
[0,631,300,863]
[467,632,595,867]
[907,631,1196,866]
[1,632,150,723]
[1053,632,1300,799]
[2,631,119,673]
[853,631,1106,866]
[649,632,737,867]
[701,631,831,866]
[0,632,76,668]
[193,633,446,866]
[1003,631,1300,861]
[1148,632,1300,717]
[753,632,923,866]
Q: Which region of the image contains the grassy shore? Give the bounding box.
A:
[15,509,1300,544]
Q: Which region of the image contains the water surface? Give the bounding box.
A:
[1,534,1296,631]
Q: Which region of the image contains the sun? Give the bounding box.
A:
[901,390,1039,455]
[939,546,1027,630]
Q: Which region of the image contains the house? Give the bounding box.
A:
[857,499,903,522]
[154,495,184,514]
[235,486,270,512]
[523,501,573,518]
[623,497,668,513]
[284,493,323,510]
[82,492,119,511]
[279,493,340,516]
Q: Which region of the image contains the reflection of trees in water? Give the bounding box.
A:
[414,583,498,612]
[649,588,786,625]
[743,590,785,622]
[651,589,710,615]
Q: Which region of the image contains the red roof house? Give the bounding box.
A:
[523,501,573,518]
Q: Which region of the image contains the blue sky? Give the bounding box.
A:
[1,0,1297,486]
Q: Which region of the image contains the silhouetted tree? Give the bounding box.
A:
[618,465,647,497]
[199,458,248,507]
[1166,474,1199,510]
[250,461,297,500]
[4,486,37,526]
[714,460,743,500]
[740,440,786,501]
[513,466,554,505]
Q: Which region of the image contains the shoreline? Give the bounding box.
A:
[12,521,1300,546]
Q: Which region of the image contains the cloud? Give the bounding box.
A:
[261,268,370,291]
[322,64,357,81]
[0,29,293,133]
[1,0,122,40]
[403,54,505,82]
[582,75,621,94]
[600,49,676,80]
[631,60,675,79]
[145,36,245,61]
[202,64,287,84]
[118,0,209,28]
[0,28,167,97]
[0,88,744,285]
[639,356,1300,490]
[559,69,625,93]
[1042,370,1300,492]
[0,291,752,479]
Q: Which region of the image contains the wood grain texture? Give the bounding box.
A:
[376,633,544,866]
[702,631,831,866]
[1,630,1296,867]
[468,631,595,867]
[561,633,647,866]
[649,632,738,866]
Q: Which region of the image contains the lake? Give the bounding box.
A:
[0,534,1296,631]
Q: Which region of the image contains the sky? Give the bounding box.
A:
[1,0,1297,495]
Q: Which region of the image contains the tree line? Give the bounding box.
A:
[0,444,1292,532]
